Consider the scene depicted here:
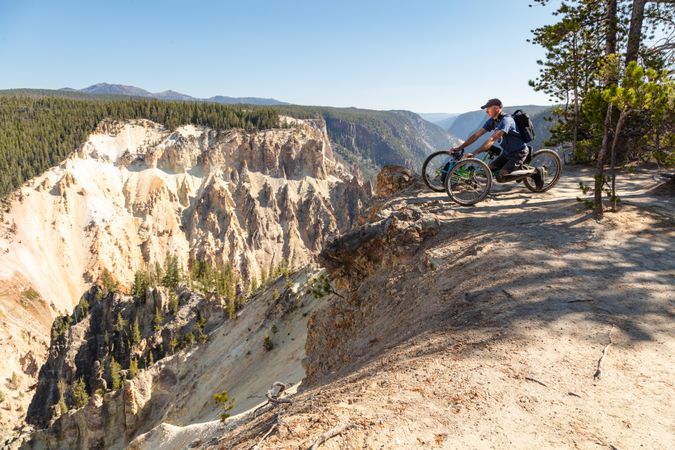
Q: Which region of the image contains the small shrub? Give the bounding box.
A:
[196,308,207,331]
[263,334,273,351]
[305,272,343,299]
[213,389,235,422]
[182,332,195,348]
[169,336,178,354]
[9,372,19,389]
[21,287,40,301]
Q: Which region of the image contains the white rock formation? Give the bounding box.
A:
[0,118,370,435]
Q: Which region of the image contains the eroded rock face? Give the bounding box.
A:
[305,202,439,384]
[26,285,224,430]
[0,117,371,437]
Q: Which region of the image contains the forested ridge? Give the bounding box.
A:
[0,95,280,198]
[0,92,454,198]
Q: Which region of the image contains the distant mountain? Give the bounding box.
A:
[207,95,286,105]
[418,113,460,131]
[418,112,458,123]
[448,105,556,151]
[71,82,287,105]
[153,90,195,101]
[80,83,152,97]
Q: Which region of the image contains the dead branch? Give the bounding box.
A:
[253,401,273,417]
[593,325,615,381]
[251,411,293,449]
[525,376,548,387]
[307,423,356,450]
[252,423,278,450]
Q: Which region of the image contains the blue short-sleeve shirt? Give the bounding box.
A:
[482,114,527,155]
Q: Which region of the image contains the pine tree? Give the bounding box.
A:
[70,377,89,408]
[57,379,68,414]
[153,307,163,331]
[128,358,138,379]
[249,276,258,295]
[132,269,150,301]
[114,311,127,334]
[109,357,122,391]
[78,295,89,317]
[168,291,179,315]
[131,317,142,346]
[101,268,118,293]
[162,252,180,289]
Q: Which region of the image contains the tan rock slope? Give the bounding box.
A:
[0,118,370,436]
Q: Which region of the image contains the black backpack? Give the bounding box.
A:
[510,109,536,143]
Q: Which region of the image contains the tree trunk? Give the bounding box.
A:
[605,0,617,56]
[610,109,629,211]
[595,0,618,220]
[626,0,647,65]
[572,31,580,159]
[595,103,614,220]
[614,0,647,164]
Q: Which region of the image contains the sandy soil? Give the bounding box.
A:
[195,165,674,449]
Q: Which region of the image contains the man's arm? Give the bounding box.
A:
[464,130,504,158]
[453,128,487,152]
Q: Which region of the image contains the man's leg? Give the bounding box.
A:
[489,154,507,172]
[498,148,528,178]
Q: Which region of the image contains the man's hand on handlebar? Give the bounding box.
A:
[450,147,463,155]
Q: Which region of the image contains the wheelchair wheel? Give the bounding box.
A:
[422,151,454,192]
[523,149,563,192]
[445,158,492,206]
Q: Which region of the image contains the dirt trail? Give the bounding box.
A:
[166,165,674,449]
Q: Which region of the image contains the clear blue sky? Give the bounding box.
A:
[0,0,561,113]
